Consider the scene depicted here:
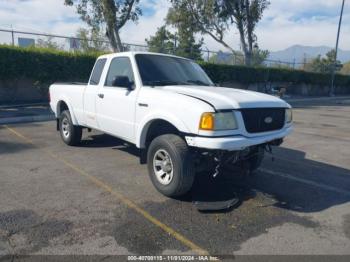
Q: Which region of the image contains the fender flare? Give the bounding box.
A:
[56,97,79,125]
[136,112,190,148]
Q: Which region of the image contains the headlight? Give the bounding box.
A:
[285,108,293,123]
[199,112,238,131]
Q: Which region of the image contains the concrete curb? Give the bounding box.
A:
[0,114,55,125]
[285,96,350,103]
[0,102,48,109]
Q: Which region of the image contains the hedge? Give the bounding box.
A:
[0,45,349,89]
[200,62,350,86]
[0,45,98,89]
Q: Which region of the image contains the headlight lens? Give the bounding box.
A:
[285,108,293,123]
[199,112,238,131]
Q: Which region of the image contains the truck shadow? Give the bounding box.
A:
[80,133,140,155]
[189,146,350,213]
[81,133,350,214]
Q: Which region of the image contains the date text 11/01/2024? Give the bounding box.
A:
[127,255,220,261]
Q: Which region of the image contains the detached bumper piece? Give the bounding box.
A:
[194,197,239,211]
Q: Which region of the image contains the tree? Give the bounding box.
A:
[145,26,175,54]
[146,26,203,60]
[304,50,342,73]
[65,0,142,52]
[304,55,326,73]
[208,51,244,65]
[251,48,269,66]
[166,6,203,60]
[76,28,109,52]
[218,0,270,65]
[208,48,267,66]
[168,0,233,53]
[175,28,204,60]
[168,0,270,65]
[146,12,204,61]
[37,36,62,50]
[340,61,350,75]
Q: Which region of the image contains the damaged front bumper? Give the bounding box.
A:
[185,126,293,151]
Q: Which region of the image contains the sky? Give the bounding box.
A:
[0,0,349,52]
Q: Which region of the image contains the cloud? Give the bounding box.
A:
[0,0,168,48]
[0,0,349,52]
[0,0,83,35]
[120,0,170,46]
[200,0,350,52]
[257,0,350,51]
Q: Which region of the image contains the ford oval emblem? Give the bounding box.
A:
[264,116,273,124]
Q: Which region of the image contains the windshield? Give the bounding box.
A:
[135,54,214,87]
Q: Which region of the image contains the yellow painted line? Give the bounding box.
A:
[4,125,209,256]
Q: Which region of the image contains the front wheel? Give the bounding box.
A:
[147,134,195,197]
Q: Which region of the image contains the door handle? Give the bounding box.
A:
[98,93,104,99]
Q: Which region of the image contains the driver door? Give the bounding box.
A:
[95,57,137,143]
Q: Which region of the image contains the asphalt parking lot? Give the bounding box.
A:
[1,98,350,259]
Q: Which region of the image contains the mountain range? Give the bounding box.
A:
[269,45,350,64]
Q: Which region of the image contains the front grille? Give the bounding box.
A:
[240,108,285,133]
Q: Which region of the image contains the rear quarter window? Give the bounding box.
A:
[89,58,107,85]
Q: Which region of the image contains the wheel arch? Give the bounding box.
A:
[137,115,189,149]
[56,99,78,125]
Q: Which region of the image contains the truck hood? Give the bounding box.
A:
[161,85,290,110]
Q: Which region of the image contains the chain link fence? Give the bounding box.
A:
[0,28,305,69]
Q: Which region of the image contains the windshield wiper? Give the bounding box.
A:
[186,80,212,86]
[144,80,188,87]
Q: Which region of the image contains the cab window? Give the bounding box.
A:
[89,58,107,85]
[105,57,135,87]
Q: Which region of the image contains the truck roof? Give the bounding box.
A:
[98,51,191,61]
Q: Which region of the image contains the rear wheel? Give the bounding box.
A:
[59,110,82,146]
[147,134,195,197]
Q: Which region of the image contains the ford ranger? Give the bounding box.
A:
[49,52,293,197]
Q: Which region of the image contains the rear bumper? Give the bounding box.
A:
[185,127,293,151]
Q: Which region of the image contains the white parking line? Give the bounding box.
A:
[260,168,350,197]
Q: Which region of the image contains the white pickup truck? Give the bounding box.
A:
[50,52,293,197]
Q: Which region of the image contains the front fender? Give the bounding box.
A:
[136,111,191,148]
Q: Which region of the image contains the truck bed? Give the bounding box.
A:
[50,83,87,125]
[53,82,87,85]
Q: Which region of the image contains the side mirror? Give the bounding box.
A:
[112,76,134,90]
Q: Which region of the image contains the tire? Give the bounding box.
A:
[59,110,82,146]
[147,134,195,197]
